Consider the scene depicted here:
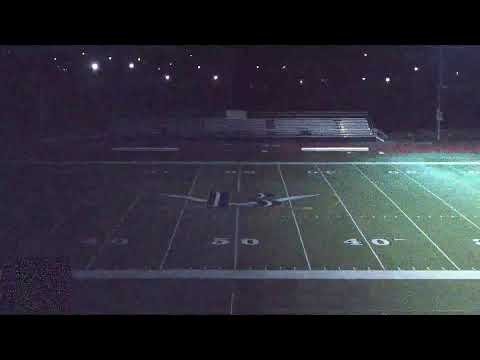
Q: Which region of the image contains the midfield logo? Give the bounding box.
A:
[159,192,321,208]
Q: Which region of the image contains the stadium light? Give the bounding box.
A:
[164,74,171,81]
[53,57,57,61]
[189,54,193,57]
[197,65,201,69]
[414,66,419,71]
[256,65,260,69]
[108,56,112,61]
[362,77,366,81]
[157,67,161,71]
[299,79,304,85]
[90,62,99,72]
[385,77,391,83]
[169,62,174,66]
[81,52,86,56]
[281,65,287,70]
[213,74,219,80]
[363,52,368,57]
[137,57,141,62]
[128,62,135,69]
[456,71,459,76]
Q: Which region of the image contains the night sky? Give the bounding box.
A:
[2,45,480,137]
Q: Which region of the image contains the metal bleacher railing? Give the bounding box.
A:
[198,111,376,139]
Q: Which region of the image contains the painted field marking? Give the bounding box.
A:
[393,165,480,233]
[301,147,369,152]
[316,166,385,270]
[230,292,235,315]
[159,168,200,270]
[111,147,179,152]
[69,269,480,280]
[234,165,241,270]
[277,164,312,270]
[354,165,461,270]
[10,160,480,166]
[85,191,144,270]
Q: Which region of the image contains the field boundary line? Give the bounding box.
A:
[159,167,200,270]
[354,165,461,270]
[316,166,385,270]
[68,269,480,280]
[6,160,480,166]
[277,164,312,270]
[393,165,480,232]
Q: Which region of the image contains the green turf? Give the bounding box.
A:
[4,157,480,313]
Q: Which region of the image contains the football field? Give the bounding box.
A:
[3,156,480,313]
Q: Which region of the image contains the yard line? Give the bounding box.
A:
[71,269,480,280]
[354,165,461,270]
[393,165,480,232]
[277,164,312,270]
[85,191,144,270]
[230,292,235,315]
[317,166,385,270]
[159,168,200,270]
[234,165,241,270]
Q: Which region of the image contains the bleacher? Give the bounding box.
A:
[201,111,377,139]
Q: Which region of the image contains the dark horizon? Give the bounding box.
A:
[2,45,480,139]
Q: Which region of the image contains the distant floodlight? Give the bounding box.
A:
[197,65,201,69]
[385,77,391,83]
[81,52,86,56]
[53,57,57,61]
[108,56,112,61]
[363,53,368,57]
[256,65,260,69]
[169,62,173,66]
[362,77,366,81]
[137,57,141,62]
[299,79,304,85]
[281,65,287,70]
[128,62,135,69]
[414,66,419,71]
[157,67,161,71]
[456,71,459,76]
[213,75,219,80]
[90,62,99,71]
[189,54,193,57]
[164,74,171,81]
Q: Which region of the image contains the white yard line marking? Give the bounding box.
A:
[9,160,480,166]
[234,165,241,270]
[393,165,480,232]
[70,269,480,280]
[317,166,385,270]
[301,147,369,152]
[85,192,144,270]
[354,165,461,270]
[159,168,200,270]
[111,147,179,152]
[277,164,312,270]
[229,292,235,315]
